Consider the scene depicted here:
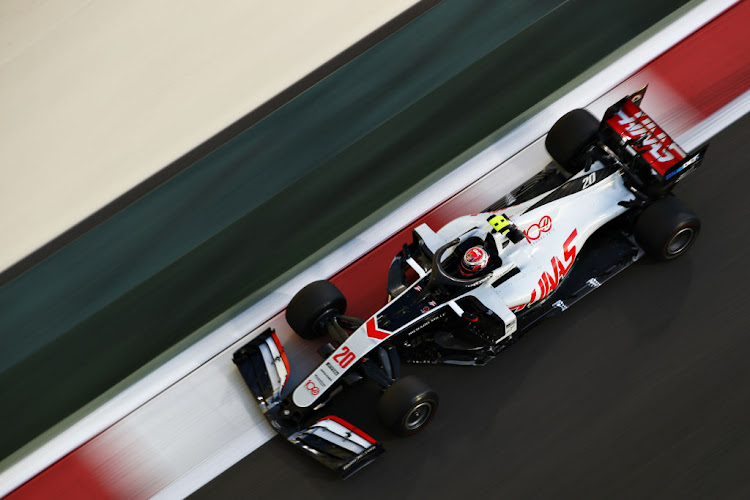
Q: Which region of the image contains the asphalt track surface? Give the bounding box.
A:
[0,0,692,462]
[195,114,750,498]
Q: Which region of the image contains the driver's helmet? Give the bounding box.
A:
[460,246,490,276]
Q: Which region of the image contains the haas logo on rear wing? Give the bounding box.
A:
[601,86,707,186]
[608,99,685,169]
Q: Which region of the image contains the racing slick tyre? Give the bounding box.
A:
[286,280,347,340]
[635,196,701,261]
[377,376,438,436]
[545,108,599,176]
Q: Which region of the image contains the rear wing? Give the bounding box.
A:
[600,86,707,193]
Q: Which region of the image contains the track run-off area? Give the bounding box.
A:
[4,0,749,498]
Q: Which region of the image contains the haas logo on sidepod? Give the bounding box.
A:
[511,228,577,312]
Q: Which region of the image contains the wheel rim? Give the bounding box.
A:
[667,227,695,255]
[405,401,433,431]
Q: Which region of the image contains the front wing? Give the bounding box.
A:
[232,329,384,478]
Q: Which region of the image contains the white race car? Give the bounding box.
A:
[233,88,706,477]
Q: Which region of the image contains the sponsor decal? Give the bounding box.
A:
[420,300,438,314]
[524,215,552,242]
[326,361,340,376]
[407,309,447,336]
[606,100,686,173]
[513,228,578,311]
[305,380,320,396]
[342,446,378,471]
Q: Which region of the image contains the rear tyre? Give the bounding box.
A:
[286,280,346,340]
[545,108,600,175]
[635,196,700,261]
[377,376,438,436]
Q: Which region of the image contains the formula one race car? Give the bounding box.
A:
[233,88,706,478]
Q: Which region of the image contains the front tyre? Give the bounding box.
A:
[377,376,438,436]
[635,196,700,261]
[286,280,346,340]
